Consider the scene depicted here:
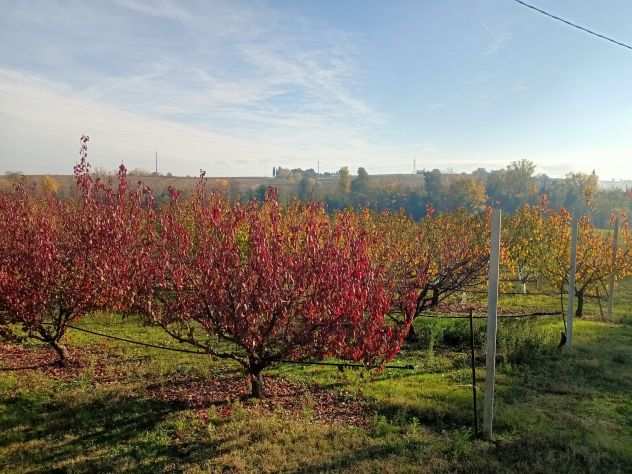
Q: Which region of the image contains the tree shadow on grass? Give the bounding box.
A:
[377,400,475,431]
[0,393,217,473]
[474,434,629,474]
[293,441,429,474]
[0,363,55,372]
[293,433,630,474]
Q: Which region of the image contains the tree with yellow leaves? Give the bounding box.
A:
[40,175,60,195]
[504,203,549,293]
[539,209,632,317]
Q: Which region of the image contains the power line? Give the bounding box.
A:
[512,0,632,52]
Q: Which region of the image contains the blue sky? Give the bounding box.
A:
[1,0,631,178]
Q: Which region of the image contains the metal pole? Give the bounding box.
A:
[483,208,501,440]
[607,216,619,321]
[566,215,579,348]
[469,308,478,437]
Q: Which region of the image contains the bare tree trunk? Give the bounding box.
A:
[405,324,418,343]
[518,270,527,294]
[431,289,439,307]
[575,288,584,318]
[50,340,70,367]
[596,288,605,321]
[249,370,265,398]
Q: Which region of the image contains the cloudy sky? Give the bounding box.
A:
[1,0,631,178]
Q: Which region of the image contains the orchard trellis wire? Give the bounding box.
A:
[55,298,563,440]
[53,323,415,370]
[474,209,622,438]
[431,208,621,439]
[418,305,563,438]
[401,210,618,441]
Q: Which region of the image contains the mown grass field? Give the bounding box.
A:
[1,281,631,473]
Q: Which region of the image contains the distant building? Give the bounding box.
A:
[600,180,632,190]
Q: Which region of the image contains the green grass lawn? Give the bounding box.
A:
[1,283,632,473]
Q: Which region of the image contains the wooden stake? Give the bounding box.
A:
[483,208,501,440]
[607,217,619,321]
[566,215,578,348]
[469,308,478,437]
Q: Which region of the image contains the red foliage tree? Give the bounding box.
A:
[146,187,411,397]
[0,136,155,364]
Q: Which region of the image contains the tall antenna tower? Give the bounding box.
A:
[155,152,158,175]
[413,159,417,174]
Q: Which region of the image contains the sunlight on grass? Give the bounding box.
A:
[2,290,632,472]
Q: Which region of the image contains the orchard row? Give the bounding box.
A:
[1,138,629,396]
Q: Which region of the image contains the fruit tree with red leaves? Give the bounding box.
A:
[145,185,412,397]
[0,136,155,365]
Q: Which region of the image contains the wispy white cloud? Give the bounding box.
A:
[113,0,194,22]
[480,21,512,56]
[0,0,392,175]
[0,69,414,176]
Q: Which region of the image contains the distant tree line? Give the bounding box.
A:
[253,160,630,226]
[5,160,630,226]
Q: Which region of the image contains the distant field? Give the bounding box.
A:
[0,173,426,198]
[2,280,631,473]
